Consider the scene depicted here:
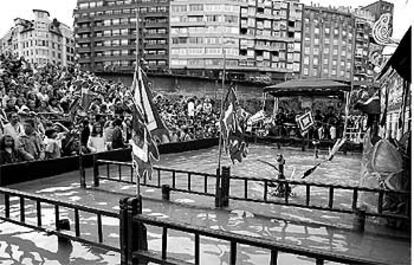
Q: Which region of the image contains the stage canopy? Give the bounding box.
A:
[263,79,350,97]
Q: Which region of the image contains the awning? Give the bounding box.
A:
[264,79,350,97]
[378,26,411,83]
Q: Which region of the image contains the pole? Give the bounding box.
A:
[343,16,357,139]
[135,0,140,67]
[135,0,141,197]
[217,42,227,170]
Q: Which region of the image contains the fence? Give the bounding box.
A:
[92,158,410,225]
[0,182,402,265]
[0,187,120,252]
[120,196,389,265]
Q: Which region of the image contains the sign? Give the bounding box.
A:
[296,112,314,133]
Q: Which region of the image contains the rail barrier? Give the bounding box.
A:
[94,159,410,225]
[0,187,398,265]
[0,187,120,252]
[120,196,388,265]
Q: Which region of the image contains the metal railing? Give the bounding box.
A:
[0,187,120,252]
[120,197,389,265]
[94,159,410,223]
[95,159,217,198]
[228,174,410,221]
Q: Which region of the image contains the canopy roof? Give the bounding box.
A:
[264,79,350,97]
[378,26,411,83]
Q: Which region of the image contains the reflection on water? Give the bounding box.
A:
[1,144,410,265]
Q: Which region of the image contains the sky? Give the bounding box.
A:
[0,0,412,39]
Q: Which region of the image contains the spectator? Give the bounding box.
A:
[0,135,24,165]
[111,119,125,149]
[87,122,106,153]
[44,128,62,159]
[18,119,45,161]
[3,112,24,147]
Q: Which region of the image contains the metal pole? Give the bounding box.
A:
[135,0,141,197]
[135,0,140,67]
[217,42,227,170]
[343,16,357,139]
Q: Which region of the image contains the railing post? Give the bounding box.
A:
[93,155,99,187]
[221,167,230,208]
[353,207,366,232]
[162,185,170,201]
[215,168,222,208]
[57,219,71,244]
[120,197,129,265]
[79,154,86,188]
[125,196,148,265]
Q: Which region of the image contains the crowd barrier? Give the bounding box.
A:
[0,186,391,265]
[94,160,410,226]
[0,186,119,252]
[0,138,219,186]
[120,196,389,265]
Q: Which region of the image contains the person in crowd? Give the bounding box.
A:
[3,112,24,147]
[87,122,106,153]
[18,119,45,161]
[111,119,125,149]
[0,135,24,165]
[44,128,62,159]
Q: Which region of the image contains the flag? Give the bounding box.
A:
[131,66,169,142]
[220,86,248,163]
[129,103,160,181]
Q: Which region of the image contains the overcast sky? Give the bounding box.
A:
[0,0,412,39]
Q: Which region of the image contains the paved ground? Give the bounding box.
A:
[1,168,410,265]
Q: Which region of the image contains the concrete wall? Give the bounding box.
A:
[97,73,267,100]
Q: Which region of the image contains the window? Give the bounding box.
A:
[189,4,203,11]
[172,5,187,12]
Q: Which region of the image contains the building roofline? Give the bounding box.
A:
[32,9,50,17]
[363,0,394,9]
[304,5,353,17]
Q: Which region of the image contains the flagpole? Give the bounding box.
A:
[135,0,141,197]
[217,42,227,171]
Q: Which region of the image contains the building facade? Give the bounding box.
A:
[74,0,169,73]
[361,0,393,24]
[0,9,75,66]
[300,5,355,81]
[169,0,303,82]
[353,9,375,84]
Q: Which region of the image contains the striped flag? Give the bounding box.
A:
[220,86,248,163]
[131,67,169,142]
[129,67,160,180]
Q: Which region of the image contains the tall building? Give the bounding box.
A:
[169,0,241,78]
[0,9,75,66]
[353,8,375,84]
[73,0,170,73]
[361,0,394,24]
[169,0,303,81]
[300,5,355,81]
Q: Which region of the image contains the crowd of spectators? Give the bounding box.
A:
[0,53,221,165]
[0,52,365,165]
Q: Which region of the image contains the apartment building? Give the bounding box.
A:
[0,9,75,66]
[74,0,170,72]
[301,5,355,81]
